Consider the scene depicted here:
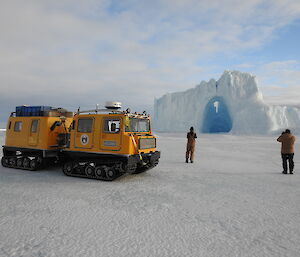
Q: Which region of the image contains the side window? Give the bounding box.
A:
[104,119,120,133]
[14,121,22,132]
[31,120,39,133]
[78,119,93,133]
[8,121,11,130]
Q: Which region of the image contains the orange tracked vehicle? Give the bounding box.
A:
[1,103,160,180]
[62,102,160,180]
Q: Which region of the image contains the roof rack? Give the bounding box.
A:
[12,106,73,117]
[75,106,150,118]
[76,108,124,115]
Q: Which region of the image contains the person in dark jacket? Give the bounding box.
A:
[186,127,197,163]
[277,129,296,174]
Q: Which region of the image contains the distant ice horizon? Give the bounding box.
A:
[0,122,6,130]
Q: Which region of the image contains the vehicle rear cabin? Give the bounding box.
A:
[2,106,73,170]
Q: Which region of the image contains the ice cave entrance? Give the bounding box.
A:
[202,96,232,133]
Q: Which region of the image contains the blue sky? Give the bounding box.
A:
[0,0,300,124]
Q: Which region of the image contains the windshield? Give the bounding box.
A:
[125,118,150,132]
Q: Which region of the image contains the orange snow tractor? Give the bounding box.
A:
[62,102,160,180]
[2,106,73,170]
[1,103,160,181]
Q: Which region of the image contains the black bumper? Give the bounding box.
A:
[128,151,161,166]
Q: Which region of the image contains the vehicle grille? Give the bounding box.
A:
[139,138,156,149]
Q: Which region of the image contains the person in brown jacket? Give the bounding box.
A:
[186,127,197,163]
[277,129,296,174]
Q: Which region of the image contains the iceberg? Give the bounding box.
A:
[154,70,300,134]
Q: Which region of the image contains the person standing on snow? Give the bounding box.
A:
[186,127,197,163]
[277,129,296,174]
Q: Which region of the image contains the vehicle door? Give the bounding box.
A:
[28,119,40,146]
[100,117,122,151]
[74,118,94,149]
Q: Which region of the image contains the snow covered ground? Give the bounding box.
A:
[1,131,300,257]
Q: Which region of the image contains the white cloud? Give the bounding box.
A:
[0,0,300,118]
[252,60,300,106]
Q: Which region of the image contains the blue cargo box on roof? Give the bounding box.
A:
[16,106,52,117]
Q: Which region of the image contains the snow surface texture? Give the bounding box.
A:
[154,70,300,134]
[1,131,300,257]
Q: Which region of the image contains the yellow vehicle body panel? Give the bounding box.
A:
[68,114,157,155]
[5,116,73,150]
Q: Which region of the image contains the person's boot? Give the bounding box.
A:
[190,160,193,163]
[290,170,294,174]
[282,171,287,174]
[185,159,188,163]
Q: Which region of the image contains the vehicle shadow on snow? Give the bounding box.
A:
[0,167,160,186]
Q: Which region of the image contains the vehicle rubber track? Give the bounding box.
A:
[62,160,125,181]
[1,155,44,171]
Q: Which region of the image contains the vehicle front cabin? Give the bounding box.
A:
[67,111,157,156]
[62,107,160,180]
